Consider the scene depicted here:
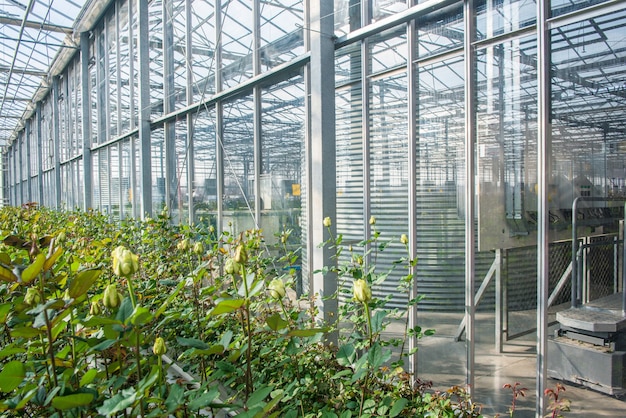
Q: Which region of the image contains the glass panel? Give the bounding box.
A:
[416,5,464,60]
[222,95,255,234]
[369,70,408,306]
[371,27,407,74]
[260,0,304,69]
[221,0,254,89]
[110,145,121,218]
[335,43,362,86]
[373,0,408,22]
[121,140,133,218]
[476,0,536,41]
[119,0,132,134]
[190,0,217,101]
[335,83,364,263]
[97,25,108,143]
[551,0,607,17]
[152,127,166,213]
[149,0,165,117]
[476,35,540,348]
[175,119,190,223]
[192,108,217,227]
[334,0,362,37]
[260,75,305,260]
[551,10,626,307]
[171,0,188,110]
[108,13,119,138]
[415,55,467,388]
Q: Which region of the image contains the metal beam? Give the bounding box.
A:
[0,65,48,77]
[0,16,73,34]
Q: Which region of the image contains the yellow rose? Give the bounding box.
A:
[153,337,167,356]
[323,217,332,227]
[234,244,247,264]
[353,279,372,303]
[400,234,409,245]
[268,279,286,300]
[111,246,139,278]
[103,283,123,309]
[369,216,376,225]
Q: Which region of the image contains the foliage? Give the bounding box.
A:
[0,205,563,417]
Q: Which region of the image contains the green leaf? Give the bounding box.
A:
[0,303,11,323]
[0,361,25,392]
[0,253,11,265]
[43,246,63,271]
[176,336,209,350]
[115,297,134,323]
[266,313,288,331]
[129,306,154,326]
[337,343,356,367]
[0,263,17,283]
[371,310,387,334]
[97,388,136,416]
[0,345,25,360]
[247,385,273,408]
[187,388,219,411]
[209,299,245,316]
[10,325,42,338]
[137,365,160,394]
[81,316,122,327]
[192,344,224,356]
[68,269,102,299]
[287,328,325,337]
[389,398,408,417]
[165,384,185,413]
[80,369,98,387]
[51,393,94,410]
[89,339,118,352]
[21,253,46,283]
[155,279,186,319]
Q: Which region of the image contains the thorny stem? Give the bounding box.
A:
[42,308,59,388]
[241,264,253,402]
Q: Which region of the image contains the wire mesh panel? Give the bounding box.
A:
[585,235,618,302]
[505,241,572,339]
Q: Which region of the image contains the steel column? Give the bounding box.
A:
[163,0,177,220]
[81,31,93,210]
[309,0,337,343]
[137,0,152,219]
[407,13,419,378]
[52,77,62,209]
[464,0,477,395]
[536,0,551,414]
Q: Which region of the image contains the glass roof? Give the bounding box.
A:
[0,0,87,147]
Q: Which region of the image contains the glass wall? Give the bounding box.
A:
[5,0,626,413]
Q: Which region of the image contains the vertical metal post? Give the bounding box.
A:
[163,0,177,220]
[407,13,419,378]
[361,0,371,246]
[215,0,224,235]
[622,203,626,314]
[52,77,62,209]
[25,120,32,203]
[137,0,152,219]
[186,0,195,224]
[36,103,44,205]
[81,31,93,210]
[536,0,551,414]
[464,0,477,395]
[310,0,337,343]
[495,249,503,352]
[253,0,262,227]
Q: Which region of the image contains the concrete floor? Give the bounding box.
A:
[386,312,626,417]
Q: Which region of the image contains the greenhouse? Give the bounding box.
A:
[2,0,626,416]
